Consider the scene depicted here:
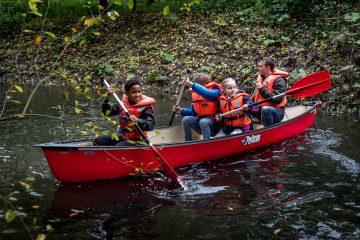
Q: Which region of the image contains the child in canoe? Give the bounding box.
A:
[172,72,221,141]
[93,79,156,146]
[215,78,258,137]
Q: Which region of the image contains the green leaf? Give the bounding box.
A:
[83,75,92,84]
[105,65,113,75]
[128,121,137,126]
[163,5,170,16]
[28,0,43,17]
[113,0,122,5]
[128,0,134,10]
[24,177,35,181]
[353,83,360,89]
[5,210,16,223]
[111,132,119,141]
[263,39,276,46]
[44,31,57,39]
[126,74,135,80]
[105,110,111,116]
[241,68,251,75]
[163,53,174,62]
[281,36,290,41]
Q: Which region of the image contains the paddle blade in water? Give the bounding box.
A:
[288,70,331,98]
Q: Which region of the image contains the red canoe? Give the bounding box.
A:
[36,102,321,183]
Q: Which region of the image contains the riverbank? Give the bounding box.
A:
[0,11,359,114]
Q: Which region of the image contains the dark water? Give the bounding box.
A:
[1,86,359,239]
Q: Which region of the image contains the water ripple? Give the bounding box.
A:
[309,129,360,176]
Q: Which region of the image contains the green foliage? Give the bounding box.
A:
[5,210,16,223]
[344,12,360,22]
[162,53,175,63]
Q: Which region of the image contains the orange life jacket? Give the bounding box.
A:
[253,69,288,108]
[219,93,252,127]
[119,95,155,140]
[192,82,221,117]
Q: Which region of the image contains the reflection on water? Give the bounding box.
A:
[0,86,360,239]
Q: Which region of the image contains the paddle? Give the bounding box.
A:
[169,68,191,126]
[219,70,331,118]
[100,77,186,189]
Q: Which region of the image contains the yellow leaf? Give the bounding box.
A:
[84,18,93,27]
[74,108,82,114]
[107,13,117,21]
[98,5,104,11]
[14,85,24,93]
[44,31,57,38]
[32,205,40,209]
[46,224,53,231]
[155,129,161,135]
[84,87,90,94]
[71,27,78,33]
[92,31,101,36]
[24,29,33,33]
[80,131,88,135]
[79,40,86,48]
[19,181,29,188]
[8,197,17,202]
[34,35,42,46]
[64,36,69,43]
[36,233,46,240]
[69,212,80,218]
[9,100,21,104]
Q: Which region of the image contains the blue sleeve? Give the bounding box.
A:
[243,96,259,111]
[181,104,196,117]
[191,83,221,101]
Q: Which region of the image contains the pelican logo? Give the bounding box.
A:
[242,134,261,145]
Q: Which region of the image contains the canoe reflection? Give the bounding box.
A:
[49,177,174,219]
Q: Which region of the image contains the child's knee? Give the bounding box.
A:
[198,118,209,128]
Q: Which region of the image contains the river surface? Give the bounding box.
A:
[0,86,359,239]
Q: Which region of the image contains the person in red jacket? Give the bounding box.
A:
[251,57,288,127]
[93,79,155,146]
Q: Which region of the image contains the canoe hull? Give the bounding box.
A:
[38,104,319,183]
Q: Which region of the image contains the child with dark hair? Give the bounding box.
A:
[93,79,156,146]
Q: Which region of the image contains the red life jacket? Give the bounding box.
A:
[253,69,288,108]
[119,95,155,140]
[219,93,252,127]
[192,82,221,117]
